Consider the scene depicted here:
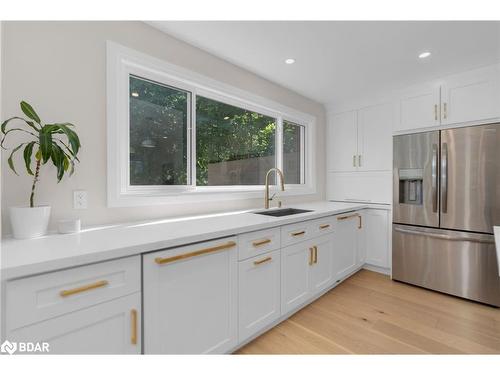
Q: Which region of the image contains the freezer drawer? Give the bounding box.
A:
[392,224,500,306]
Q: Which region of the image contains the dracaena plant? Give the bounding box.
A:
[1,101,81,208]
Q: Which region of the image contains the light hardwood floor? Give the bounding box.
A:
[236,270,500,354]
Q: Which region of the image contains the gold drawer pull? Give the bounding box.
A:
[337,213,358,221]
[60,280,109,297]
[319,224,330,229]
[155,241,236,264]
[337,213,362,229]
[253,256,272,266]
[291,230,306,237]
[252,238,272,247]
[131,309,138,345]
[313,245,318,264]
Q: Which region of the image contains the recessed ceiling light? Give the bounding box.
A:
[223,116,230,120]
[285,58,295,65]
[131,92,139,97]
[418,51,431,59]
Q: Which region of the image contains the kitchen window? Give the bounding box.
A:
[107,42,316,206]
[196,96,277,186]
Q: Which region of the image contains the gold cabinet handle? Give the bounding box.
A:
[337,213,362,229]
[59,280,109,297]
[131,309,138,345]
[319,224,330,230]
[309,247,314,265]
[252,238,272,247]
[155,241,236,264]
[314,246,318,264]
[337,213,358,221]
[443,102,447,119]
[253,256,272,266]
[291,230,306,237]
[434,104,438,121]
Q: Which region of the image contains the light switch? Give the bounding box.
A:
[73,190,88,209]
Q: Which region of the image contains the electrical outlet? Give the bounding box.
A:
[73,190,88,209]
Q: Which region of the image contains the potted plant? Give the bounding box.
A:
[1,101,81,239]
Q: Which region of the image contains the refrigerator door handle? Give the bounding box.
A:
[393,226,495,244]
[441,142,448,213]
[431,144,438,213]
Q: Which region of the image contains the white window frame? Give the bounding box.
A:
[107,41,316,207]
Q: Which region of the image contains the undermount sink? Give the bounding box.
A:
[253,208,313,217]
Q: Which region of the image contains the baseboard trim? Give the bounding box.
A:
[363,263,391,276]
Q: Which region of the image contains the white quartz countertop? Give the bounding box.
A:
[0,201,370,280]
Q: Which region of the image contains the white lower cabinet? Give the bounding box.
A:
[5,255,142,354]
[7,293,141,354]
[2,209,390,354]
[363,209,390,269]
[238,249,281,342]
[143,237,238,354]
[332,212,362,281]
[310,234,335,294]
[281,241,311,314]
[281,234,335,315]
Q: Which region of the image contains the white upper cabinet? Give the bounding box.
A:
[441,65,500,125]
[398,82,441,131]
[396,64,500,132]
[357,103,393,171]
[328,110,358,172]
[328,103,393,173]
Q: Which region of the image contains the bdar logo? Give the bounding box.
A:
[0,340,17,355]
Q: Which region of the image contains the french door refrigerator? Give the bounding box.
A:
[392,123,500,306]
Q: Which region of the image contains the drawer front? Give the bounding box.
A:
[309,216,335,237]
[238,228,280,260]
[281,221,312,247]
[6,255,141,331]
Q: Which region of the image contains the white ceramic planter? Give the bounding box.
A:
[9,206,51,239]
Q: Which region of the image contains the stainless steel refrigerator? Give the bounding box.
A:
[392,123,500,306]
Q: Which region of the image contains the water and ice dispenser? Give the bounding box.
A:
[398,168,424,205]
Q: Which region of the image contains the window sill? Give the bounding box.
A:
[108,185,317,207]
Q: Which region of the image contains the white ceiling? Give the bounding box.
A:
[149,21,500,106]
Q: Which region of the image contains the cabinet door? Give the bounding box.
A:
[398,83,441,131]
[327,110,358,172]
[357,103,393,171]
[7,293,141,354]
[441,64,500,125]
[143,238,237,354]
[238,250,281,342]
[332,213,360,281]
[310,234,334,295]
[363,209,390,268]
[281,242,311,315]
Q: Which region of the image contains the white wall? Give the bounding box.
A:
[0,21,326,234]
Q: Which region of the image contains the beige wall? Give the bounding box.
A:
[1,21,326,234]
